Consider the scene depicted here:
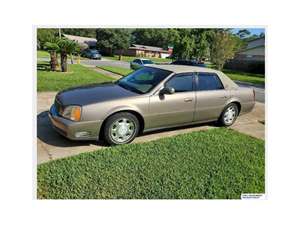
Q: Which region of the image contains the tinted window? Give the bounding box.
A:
[133,59,140,63]
[197,73,224,91]
[117,67,171,94]
[165,73,194,92]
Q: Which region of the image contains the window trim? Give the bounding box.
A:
[195,72,224,92]
[163,72,196,93]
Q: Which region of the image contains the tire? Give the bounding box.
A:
[218,103,239,127]
[103,112,140,146]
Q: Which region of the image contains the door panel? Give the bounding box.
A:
[195,90,229,121]
[148,92,196,129]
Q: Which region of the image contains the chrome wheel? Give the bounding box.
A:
[223,106,237,125]
[109,118,136,143]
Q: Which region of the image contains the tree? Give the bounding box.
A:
[58,38,80,72]
[44,38,60,71]
[96,29,131,59]
[210,30,242,70]
[172,35,195,59]
[191,29,212,61]
[113,29,131,60]
[61,28,96,38]
[236,29,251,39]
[132,28,179,48]
[37,28,58,50]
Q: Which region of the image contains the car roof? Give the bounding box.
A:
[145,64,239,90]
[145,64,218,73]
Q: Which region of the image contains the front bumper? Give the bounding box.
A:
[48,104,103,141]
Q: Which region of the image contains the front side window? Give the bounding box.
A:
[197,73,224,91]
[165,73,194,92]
[117,67,171,94]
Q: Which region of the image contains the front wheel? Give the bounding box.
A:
[218,103,239,126]
[103,112,140,145]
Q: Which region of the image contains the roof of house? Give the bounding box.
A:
[129,44,169,53]
[146,64,238,89]
[63,34,97,47]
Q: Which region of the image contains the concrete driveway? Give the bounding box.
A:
[37,92,265,164]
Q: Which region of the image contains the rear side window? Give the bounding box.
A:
[197,73,224,91]
[165,73,194,92]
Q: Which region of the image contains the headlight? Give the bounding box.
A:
[62,105,82,121]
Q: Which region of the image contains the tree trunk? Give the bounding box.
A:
[49,51,57,71]
[118,49,123,61]
[61,52,68,72]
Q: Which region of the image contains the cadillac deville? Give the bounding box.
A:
[49,65,255,145]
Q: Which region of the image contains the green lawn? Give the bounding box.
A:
[37,128,265,199]
[37,50,50,58]
[222,69,265,85]
[37,61,114,92]
[104,55,172,63]
[206,64,265,85]
[97,65,133,76]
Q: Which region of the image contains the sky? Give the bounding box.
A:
[231,28,265,35]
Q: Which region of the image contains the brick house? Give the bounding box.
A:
[115,44,172,59]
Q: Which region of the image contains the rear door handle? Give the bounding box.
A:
[184,98,193,102]
[220,96,228,99]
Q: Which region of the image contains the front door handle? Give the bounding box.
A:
[184,98,193,102]
[219,96,228,99]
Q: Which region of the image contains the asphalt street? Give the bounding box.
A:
[81,57,131,69]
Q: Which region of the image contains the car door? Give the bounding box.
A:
[194,72,230,121]
[148,73,196,129]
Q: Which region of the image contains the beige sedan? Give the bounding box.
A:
[49,65,255,145]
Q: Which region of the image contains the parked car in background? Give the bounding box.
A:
[49,65,255,146]
[81,49,102,59]
[171,60,206,67]
[130,58,154,70]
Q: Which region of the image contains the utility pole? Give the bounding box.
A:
[58,28,62,39]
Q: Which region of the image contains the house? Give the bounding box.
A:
[235,37,265,62]
[225,37,265,74]
[115,44,172,59]
[63,34,97,49]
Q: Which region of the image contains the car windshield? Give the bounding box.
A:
[90,50,99,54]
[142,59,154,64]
[116,67,171,94]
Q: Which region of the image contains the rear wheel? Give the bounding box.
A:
[103,112,139,145]
[219,103,239,126]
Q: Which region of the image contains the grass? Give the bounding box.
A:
[206,64,265,85]
[37,50,49,58]
[97,65,133,76]
[225,72,265,85]
[37,128,265,199]
[104,55,172,63]
[37,61,114,92]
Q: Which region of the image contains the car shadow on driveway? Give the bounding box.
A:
[37,110,217,148]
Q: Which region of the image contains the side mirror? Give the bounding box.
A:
[160,87,175,95]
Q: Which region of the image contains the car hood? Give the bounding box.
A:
[56,82,139,106]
